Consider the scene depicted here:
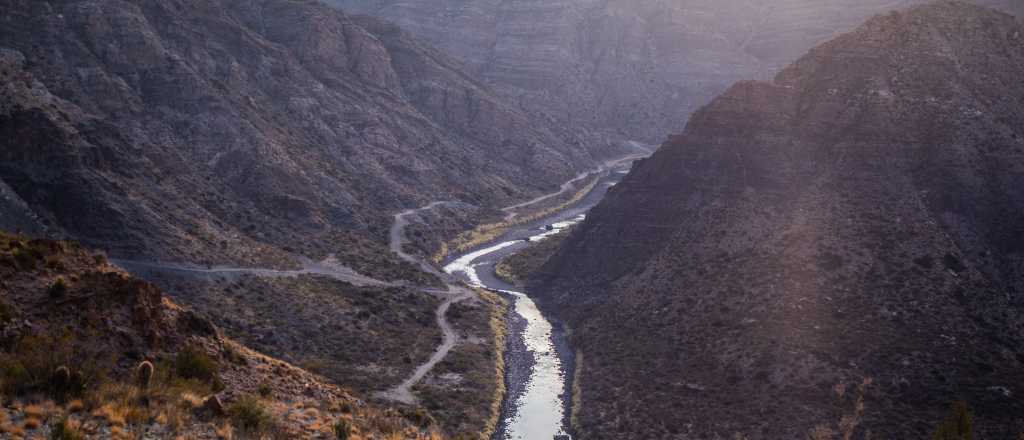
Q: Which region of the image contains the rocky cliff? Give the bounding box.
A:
[535,3,1024,438]
[327,0,1024,144]
[0,0,617,266]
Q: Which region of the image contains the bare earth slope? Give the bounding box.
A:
[327,0,1023,144]
[535,3,1024,439]
[0,0,617,266]
[0,232,443,439]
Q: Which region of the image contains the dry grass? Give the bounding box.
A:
[478,289,508,440]
[227,394,276,434]
[23,416,41,429]
[51,417,85,440]
[0,232,443,440]
[215,422,234,439]
[808,377,873,440]
[23,404,46,419]
[571,349,584,433]
[78,365,219,436]
[1,422,25,436]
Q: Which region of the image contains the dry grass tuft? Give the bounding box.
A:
[215,422,234,439]
[51,417,85,440]
[1,422,25,436]
[809,377,873,440]
[23,404,46,419]
[23,416,41,430]
[67,399,84,413]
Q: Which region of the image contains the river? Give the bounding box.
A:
[443,162,636,440]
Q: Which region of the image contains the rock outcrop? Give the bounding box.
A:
[328,0,1024,144]
[0,0,618,266]
[535,3,1024,438]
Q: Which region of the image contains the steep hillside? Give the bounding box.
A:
[0,0,617,268]
[0,232,445,439]
[535,3,1024,439]
[327,0,1023,143]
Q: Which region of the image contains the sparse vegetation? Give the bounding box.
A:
[808,378,872,440]
[228,395,275,434]
[494,227,572,285]
[0,332,87,398]
[48,276,69,298]
[481,289,508,440]
[0,233,441,438]
[258,381,272,397]
[174,345,220,385]
[412,289,508,438]
[45,254,65,270]
[433,176,598,263]
[0,301,16,323]
[49,417,84,440]
[12,245,40,271]
[333,418,352,440]
[933,401,974,440]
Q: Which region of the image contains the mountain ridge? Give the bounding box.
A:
[325,0,1024,144]
[0,0,621,268]
[533,2,1024,438]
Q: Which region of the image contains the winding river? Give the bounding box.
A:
[443,163,636,440]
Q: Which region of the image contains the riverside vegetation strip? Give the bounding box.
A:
[432,152,649,265]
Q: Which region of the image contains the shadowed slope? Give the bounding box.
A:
[535,3,1024,439]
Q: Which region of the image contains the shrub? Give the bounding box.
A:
[257,382,272,398]
[333,418,352,440]
[228,395,274,433]
[12,246,39,270]
[48,277,69,298]
[174,346,220,384]
[0,361,32,395]
[222,344,247,365]
[45,255,65,270]
[0,254,16,269]
[1,334,69,395]
[0,302,15,323]
[50,417,84,440]
[933,401,973,440]
[407,407,434,428]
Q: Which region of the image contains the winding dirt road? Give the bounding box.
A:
[111,257,396,288]
[499,151,650,221]
[389,201,458,276]
[380,201,475,404]
[379,284,474,404]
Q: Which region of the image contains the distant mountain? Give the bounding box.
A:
[326,0,1023,144]
[534,3,1024,438]
[0,0,618,266]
